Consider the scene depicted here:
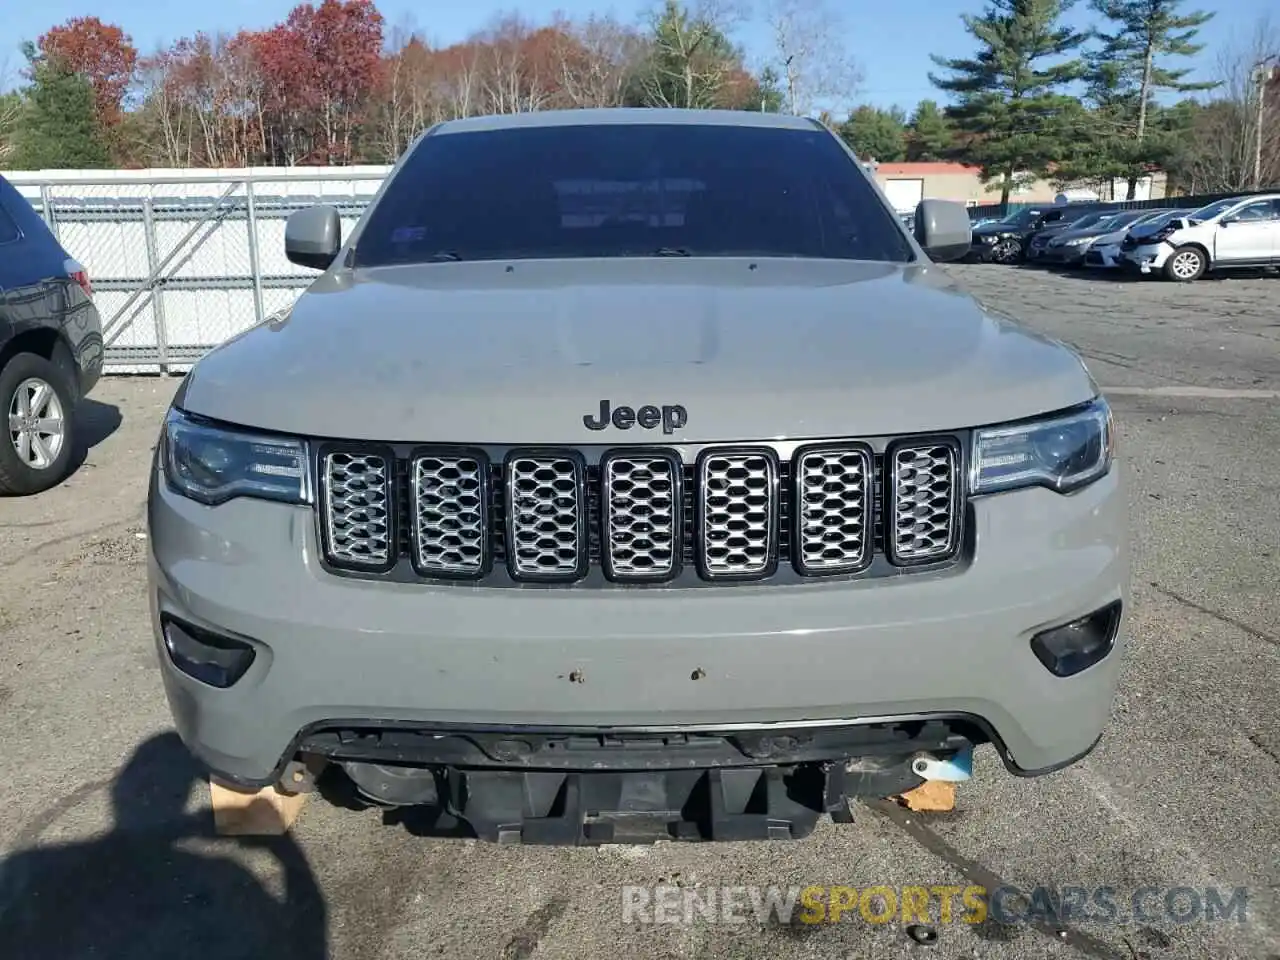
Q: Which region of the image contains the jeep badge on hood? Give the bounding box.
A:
[583,400,688,435]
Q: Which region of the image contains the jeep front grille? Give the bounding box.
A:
[505,452,588,581]
[887,441,961,564]
[320,450,393,569]
[601,451,681,581]
[409,451,488,577]
[697,450,778,580]
[318,438,964,585]
[794,445,873,574]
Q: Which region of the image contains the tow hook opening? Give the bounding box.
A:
[1030,600,1123,678]
[161,615,256,688]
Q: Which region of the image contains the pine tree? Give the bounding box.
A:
[929,0,1087,204]
[1088,0,1217,198]
[10,42,110,170]
[637,0,744,109]
[906,100,954,161]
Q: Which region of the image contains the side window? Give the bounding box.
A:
[0,203,21,245]
[1230,201,1275,222]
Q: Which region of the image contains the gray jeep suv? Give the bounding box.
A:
[147,109,1129,844]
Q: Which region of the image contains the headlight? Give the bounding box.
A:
[971,398,1114,495]
[162,408,311,505]
[1065,236,1093,246]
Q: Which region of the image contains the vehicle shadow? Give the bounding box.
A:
[0,732,329,959]
[65,398,123,477]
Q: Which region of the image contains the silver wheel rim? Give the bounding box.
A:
[8,377,66,470]
[1171,251,1200,278]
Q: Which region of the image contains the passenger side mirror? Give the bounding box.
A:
[913,199,972,263]
[285,205,342,270]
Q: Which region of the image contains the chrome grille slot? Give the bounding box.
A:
[794,445,872,574]
[697,449,778,580]
[887,441,960,564]
[410,451,488,577]
[321,450,393,570]
[601,452,680,581]
[504,452,587,581]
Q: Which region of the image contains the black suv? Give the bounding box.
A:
[969,203,1115,264]
[0,174,104,494]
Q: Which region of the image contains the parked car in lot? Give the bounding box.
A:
[0,174,104,495]
[147,108,1129,843]
[1024,208,1118,262]
[1085,208,1193,269]
[1119,193,1280,281]
[970,203,1112,263]
[1036,209,1160,267]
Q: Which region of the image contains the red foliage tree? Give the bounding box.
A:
[255,0,385,163]
[38,16,138,128]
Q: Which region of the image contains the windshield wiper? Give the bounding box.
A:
[652,247,693,257]
[424,250,463,262]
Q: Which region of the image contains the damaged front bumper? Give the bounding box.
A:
[282,717,1013,844]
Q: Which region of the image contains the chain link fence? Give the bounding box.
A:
[7,169,390,373]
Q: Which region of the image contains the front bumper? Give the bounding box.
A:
[1085,245,1120,268]
[1119,242,1172,273]
[1041,244,1091,265]
[148,458,1131,791]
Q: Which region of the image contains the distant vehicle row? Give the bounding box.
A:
[962,193,1280,282]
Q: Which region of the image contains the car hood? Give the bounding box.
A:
[972,223,1023,237]
[1051,225,1111,242]
[1131,217,1191,240]
[178,258,1097,444]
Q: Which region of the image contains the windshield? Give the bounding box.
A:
[354,123,914,267]
[998,208,1043,227]
[1106,210,1151,228]
[1142,208,1190,228]
[1188,197,1241,222]
[1060,211,1110,230]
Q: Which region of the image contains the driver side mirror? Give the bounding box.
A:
[913,199,972,262]
[285,205,342,270]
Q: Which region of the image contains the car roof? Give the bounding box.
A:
[430,108,822,136]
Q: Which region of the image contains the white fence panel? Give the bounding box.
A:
[5,166,391,373]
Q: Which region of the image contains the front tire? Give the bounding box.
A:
[0,352,79,495]
[1164,246,1206,282]
[991,238,1022,264]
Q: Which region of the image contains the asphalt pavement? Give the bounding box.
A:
[0,262,1277,960]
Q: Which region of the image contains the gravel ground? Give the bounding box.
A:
[0,263,1277,960]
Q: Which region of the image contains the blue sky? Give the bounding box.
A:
[1,0,1273,112]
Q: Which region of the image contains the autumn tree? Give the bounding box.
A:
[549,14,648,109]
[37,17,138,130]
[0,91,21,166]
[763,0,860,116]
[255,0,385,164]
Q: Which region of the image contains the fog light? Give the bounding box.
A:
[162,616,256,688]
[1030,601,1122,678]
